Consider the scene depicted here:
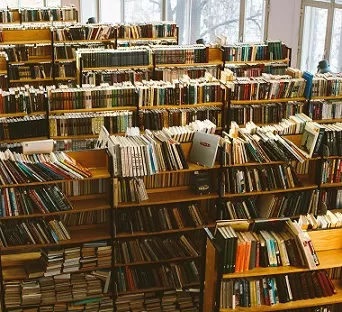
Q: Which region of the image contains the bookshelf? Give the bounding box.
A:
[0,149,114,311]
[203,225,342,312]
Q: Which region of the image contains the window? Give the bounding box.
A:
[0,0,19,8]
[20,0,44,6]
[97,0,268,44]
[299,0,342,73]
[46,0,61,5]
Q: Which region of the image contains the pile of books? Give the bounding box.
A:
[49,111,136,136]
[322,188,342,210]
[115,203,204,234]
[109,131,188,177]
[220,270,336,309]
[53,24,116,41]
[114,177,148,203]
[309,73,342,98]
[115,235,199,264]
[117,22,177,39]
[214,220,319,274]
[135,77,223,106]
[298,211,342,230]
[20,6,78,22]
[42,242,112,276]
[321,159,342,184]
[307,99,342,121]
[9,63,52,80]
[0,150,92,185]
[316,123,342,156]
[0,219,70,247]
[0,9,18,23]
[0,185,72,216]
[59,179,107,197]
[115,261,199,292]
[62,210,108,228]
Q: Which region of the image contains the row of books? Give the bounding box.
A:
[41,242,111,276]
[136,78,224,106]
[215,220,319,273]
[0,150,92,185]
[220,270,336,309]
[79,47,152,68]
[224,62,288,78]
[0,219,70,247]
[154,65,220,82]
[221,164,301,195]
[0,9,18,24]
[54,42,114,60]
[48,83,137,110]
[59,179,107,197]
[62,210,108,227]
[230,101,305,125]
[4,271,111,308]
[19,6,78,23]
[115,261,199,292]
[309,73,342,97]
[307,100,342,121]
[49,111,136,136]
[138,106,222,130]
[54,63,75,79]
[225,74,306,100]
[222,41,288,62]
[114,234,199,264]
[4,44,51,62]
[8,63,52,80]
[0,185,72,217]
[0,115,47,140]
[115,290,199,312]
[322,188,342,209]
[321,159,342,184]
[153,44,208,65]
[109,131,188,177]
[0,75,8,90]
[221,189,320,220]
[142,170,190,189]
[318,123,342,156]
[82,68,152,85]
[117,38,178,47]
[114,177,148,203]
[54,138,97,152]
[298,211,342,231]
[117,22,177,39]
[221,125,309,165]
[0,86,46,114]
[54,25,116,42]
[114,203,205,235]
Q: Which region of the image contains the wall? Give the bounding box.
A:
[268,0,302,68]
[61,0,80,12]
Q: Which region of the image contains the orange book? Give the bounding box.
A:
[240,232,251,272]
[236,232,246,273]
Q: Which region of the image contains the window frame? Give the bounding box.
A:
[96,0,269,44]
[298,0,342,72]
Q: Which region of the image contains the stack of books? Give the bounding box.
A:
[117,22,177,39]
[53,24,116,41]
[307,99,342,121]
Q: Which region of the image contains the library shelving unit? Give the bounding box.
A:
[221,41,291,77]
[112,141,220,310]
[0,27,54,88]
[0,52,8,89]
[203,225,342,312]
[0,149,114,311]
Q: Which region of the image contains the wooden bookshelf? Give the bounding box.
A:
[311,96,342,100]
[50,106,137,114]
[224,58,290,65]
[230,97,306,105]
[155,61,222,68]
[83,65,153,71]
[315,118,342,123]
[139,102,223,109]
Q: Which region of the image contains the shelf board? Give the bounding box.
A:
[0,40,51,45]
[115,225,210,239]
[0,136,48,144]
[224,58,290,65]
[0,197,110,220]
[321,182,342,188]
[223,181,318,199]
[314,118,342,124]
[0,70,7,75]
[10,78,53,83]
[322,155,342,159]
[51,134,99,140]
[230,97,306,105]
[222,249,342,279]
[311,96,342,100]
[140,102,223,109]
[224,160,285,168]
[83,65,153,71]
[0,111,46,118]
[55,76,76,80]
[150,162,220,175]
[1,226,111,252]
[8,59,52,64]
[0,167,110,189]
[55,39,115,43]
[54,58,76,62]
[50,106,137,114]
[116,282,200,295]
[155,61,222,68]
[117,189,218,208]
[220,280,342,311]
[114,255,201,268]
